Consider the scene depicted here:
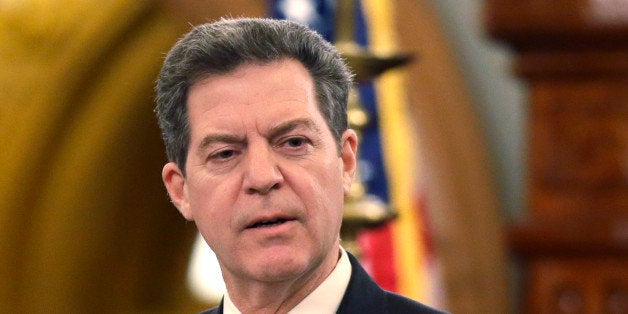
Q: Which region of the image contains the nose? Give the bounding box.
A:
[242,144,283,195]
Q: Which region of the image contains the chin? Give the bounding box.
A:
[248,251,313,282]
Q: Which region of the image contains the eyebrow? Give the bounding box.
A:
[198,133,245,152]
[196,118,322,152]
[267,118,322,139]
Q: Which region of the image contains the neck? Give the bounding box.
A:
[223,246,341,314]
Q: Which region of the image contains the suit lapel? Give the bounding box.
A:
[336,252,387,314]
[199,299,223,314]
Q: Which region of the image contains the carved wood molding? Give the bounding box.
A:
[486,0,628,50]
[486,0,628,228]
[486,1,628,312]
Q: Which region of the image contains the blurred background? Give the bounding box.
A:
[1,0,625,313]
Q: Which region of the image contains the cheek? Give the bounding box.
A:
[188,171,240,206]
[303,166,345,224]
[187,177,240,232]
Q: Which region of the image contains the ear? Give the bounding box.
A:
[162,162,193,221]
[339,129,358,196]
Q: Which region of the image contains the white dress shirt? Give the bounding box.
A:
[223,248,352,314]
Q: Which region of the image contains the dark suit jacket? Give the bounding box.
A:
[201,252,447,313]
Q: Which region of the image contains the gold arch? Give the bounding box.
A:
[1,1,199,312]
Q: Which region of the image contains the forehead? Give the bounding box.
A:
[186,59,323,133]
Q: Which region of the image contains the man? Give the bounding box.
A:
[155,18,445,314]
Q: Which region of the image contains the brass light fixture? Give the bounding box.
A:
[335,0,415,257]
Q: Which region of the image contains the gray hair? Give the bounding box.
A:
[155,18,353,174]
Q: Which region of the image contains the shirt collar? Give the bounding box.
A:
[223,247,352,314]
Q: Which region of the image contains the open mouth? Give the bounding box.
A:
[247,218,291,229]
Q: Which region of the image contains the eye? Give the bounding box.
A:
[278,136,312,155]
[286,137,305,148]
[207,149,238,162]
[216,150,235,159]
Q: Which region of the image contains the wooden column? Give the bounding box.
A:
[486,1,628,313]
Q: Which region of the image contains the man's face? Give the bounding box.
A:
[162,59,357,285]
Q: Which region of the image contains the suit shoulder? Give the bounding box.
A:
[199,306,220,314]
[384,291,449,314]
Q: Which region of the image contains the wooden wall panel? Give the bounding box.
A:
[486,0,628,313]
